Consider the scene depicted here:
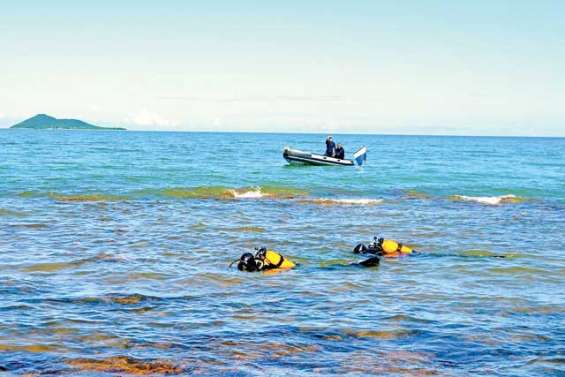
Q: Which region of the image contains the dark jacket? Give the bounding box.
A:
[325,139,336,157]
[335,146,345,159]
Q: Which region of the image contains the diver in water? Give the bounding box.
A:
[335,143,345,159]
[325,136,336,157]
[354,236,415,258]
[231,246,381,272]
[231,247,296,272]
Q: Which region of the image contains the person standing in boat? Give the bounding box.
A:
[335,143,345,159]
[325,136,336,157]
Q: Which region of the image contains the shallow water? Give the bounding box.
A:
[0,130,564,376]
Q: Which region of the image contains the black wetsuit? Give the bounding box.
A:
[335,146,345,159]
[325,139,336,157]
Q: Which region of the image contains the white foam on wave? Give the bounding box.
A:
[230,188,266,199]
[306,198,384,206]
[452,194,520,205]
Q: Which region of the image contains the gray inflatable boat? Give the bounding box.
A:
[283,146,367,166]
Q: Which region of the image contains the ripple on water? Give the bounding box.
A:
[336,349,437,376]
[78,332,132,349]
[489,266,549,275]
[461,249,525,259]
[21,253,117,273]
[218,340,321,363]
[0,208,27,217]
[105,271,168,284]
[9,223,48,230]
[179,272,244,288]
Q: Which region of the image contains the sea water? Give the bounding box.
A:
[0,130,563,376]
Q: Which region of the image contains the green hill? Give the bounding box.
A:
[10,114,126,130]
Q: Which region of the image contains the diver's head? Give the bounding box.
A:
[353,243,368,254]
[237,252,259,272]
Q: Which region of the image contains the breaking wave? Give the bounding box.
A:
[157,185,308,200]
[300,198,384,206]
[449,194,524,205]
[16,185,309,202]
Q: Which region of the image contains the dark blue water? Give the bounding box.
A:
[0,130,564,376]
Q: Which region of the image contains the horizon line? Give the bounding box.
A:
[1,127,564,139]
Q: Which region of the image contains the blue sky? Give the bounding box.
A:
[1,0,564,135]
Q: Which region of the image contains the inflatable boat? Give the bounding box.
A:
[283,146,367,166]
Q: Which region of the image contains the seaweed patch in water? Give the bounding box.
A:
[67,356,182,375]
[48,192,129,202]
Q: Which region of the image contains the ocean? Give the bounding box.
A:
[0,130,563,376]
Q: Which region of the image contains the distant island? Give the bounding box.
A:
[10,114,126,130]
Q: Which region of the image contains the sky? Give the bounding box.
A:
[1,0,564,136]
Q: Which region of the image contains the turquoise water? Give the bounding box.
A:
[0,130,564,376]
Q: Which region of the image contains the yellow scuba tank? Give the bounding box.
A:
[262,250,295,269]
[381,239,413,255]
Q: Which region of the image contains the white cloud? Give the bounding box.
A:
[125,109,178,129]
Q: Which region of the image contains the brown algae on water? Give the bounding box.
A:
[230,225,266,233]
[110,294,148,305]
[48,192,128,202]
[448,194,526,205]
[219,340,320,362]
[345,328,412,340]
[490,266,548,275]
[462,249,524,258]
[79,332,132,349]
[22,253,117,273]
[23,259,92,273]
[162,186,236,199]
[160,185,307,200]
[259,185,308,198]
[67,356,182,375]
[261,342,320,358]
[404,190,431,199]
[0,208,27,217]
[10,223,48,229]
[0,343,63,353]
[185,272,243,287]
